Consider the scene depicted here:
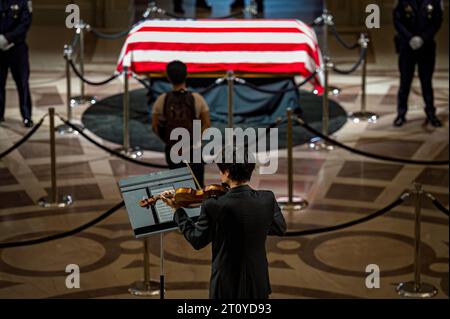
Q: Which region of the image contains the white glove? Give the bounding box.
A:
[409,36,424,51]
[0,35,14,51]
[0,35,8,51]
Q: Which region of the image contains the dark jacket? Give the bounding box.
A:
[0,0,32,45]
[393,0,443,50]
[173,185,287,299]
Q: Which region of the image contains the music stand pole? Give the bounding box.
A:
[160,232,165,299]
[129,236,160,296]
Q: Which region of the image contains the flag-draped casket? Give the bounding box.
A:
[117,19,324,92]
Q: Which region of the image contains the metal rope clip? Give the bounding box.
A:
[322,10,334,26]
[74,20,87,34]
[63,44,73,60]
[424,192,437,201]
[215,76,227,85]
[233,77,246,85]
[312,16,324,26]
[245,0,258,16]
[143,2,157,18]
[358,33,370,48]
[400,191,412,201]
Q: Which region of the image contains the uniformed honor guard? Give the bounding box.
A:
[0,0,33,128]
[393,0,443,127]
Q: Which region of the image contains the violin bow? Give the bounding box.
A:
[183,160,201,190]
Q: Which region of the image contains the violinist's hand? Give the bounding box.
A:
[160,191,182,211]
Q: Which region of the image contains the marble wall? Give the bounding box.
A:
[32,0,134,29]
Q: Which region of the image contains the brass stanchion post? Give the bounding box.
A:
[309,58,335,151]
[277,108,308,212]
[38,108,73,208]
[115,66,143,158]
[314,6,341,97]
[396,183,438,298]
[71,20,97,106]
[348,33,379,124]
[56,45,85,135]
[129,236,160,296]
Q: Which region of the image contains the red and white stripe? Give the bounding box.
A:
[117,19,324,91]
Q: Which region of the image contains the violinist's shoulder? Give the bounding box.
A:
[257,189,276,198]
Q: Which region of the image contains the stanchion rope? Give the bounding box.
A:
[197,77,227,95]
[131,73,226,95]
[296,117,450,166]
[68,59,122,86]
[426,193,449,217]
[89,27,132,40]
[234,71,318,94]
[132,73,152,90]
[330,23,360,50]
[0,114,48,160]
[0,201,125,249]
[284,194,408,237]
[332,46,367,75]
[57,116,169,169]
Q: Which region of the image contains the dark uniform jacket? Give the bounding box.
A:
[173,185,287,299]
[394,0,443,50]
[0,0,32,45]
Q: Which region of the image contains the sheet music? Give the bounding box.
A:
[151,185,176,224]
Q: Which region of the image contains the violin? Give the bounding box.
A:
[139,184,229,209]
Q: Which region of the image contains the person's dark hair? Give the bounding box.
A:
[216,147,256,183]
[166,60,187,85]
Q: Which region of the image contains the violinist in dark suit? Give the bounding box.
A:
[162,148,287,299]
[393,0,443,127]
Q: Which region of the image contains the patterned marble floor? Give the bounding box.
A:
[0,1,448,299]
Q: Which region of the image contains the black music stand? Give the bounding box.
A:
[119,167,201,298]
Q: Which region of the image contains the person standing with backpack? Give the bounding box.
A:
[152,61,211,187]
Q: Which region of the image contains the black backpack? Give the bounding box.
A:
[159,90,196,147]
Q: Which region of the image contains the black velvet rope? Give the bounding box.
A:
[284,196,406,237]
[132,74,151,90]
[0,201,124,249]
[0,114,47,160]
[88,5,140,40]
[197,80,224,95]
[332,46,367,75]
[90,27,132,40]
[58,116,169,169]
[296,117,450,166]
[330,23,360,50]
[68,59,121,86]
[132,75,224,95]
[427,195,450,217]
[234,71,318,94]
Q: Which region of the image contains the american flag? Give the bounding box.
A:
[117,19,324,92]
